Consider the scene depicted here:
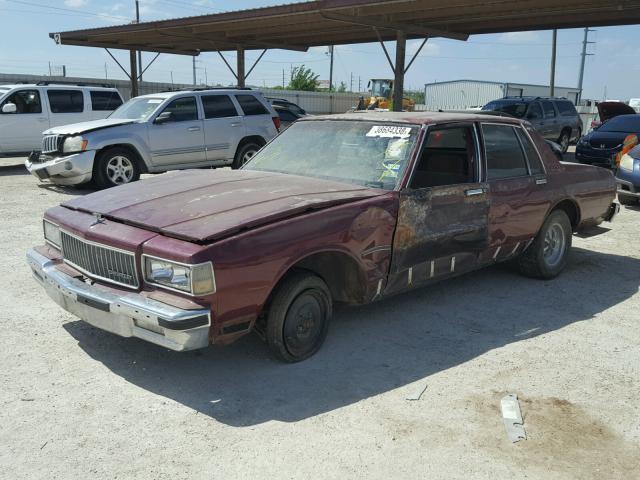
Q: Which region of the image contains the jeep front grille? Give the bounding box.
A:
[42,134,60,154]
[60,231,139,288]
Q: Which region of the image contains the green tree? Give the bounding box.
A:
[288,65,319,91]
[337,81,347,92]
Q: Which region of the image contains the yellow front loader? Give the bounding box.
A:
[356,79,415,112]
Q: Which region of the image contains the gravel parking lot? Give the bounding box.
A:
[1,158,638,480]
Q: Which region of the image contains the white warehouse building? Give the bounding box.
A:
[423,80,581,111]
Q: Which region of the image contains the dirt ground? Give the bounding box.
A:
[1,157,638,480]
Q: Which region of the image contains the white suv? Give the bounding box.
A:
[25,88,280,188]
[0,83,123,155]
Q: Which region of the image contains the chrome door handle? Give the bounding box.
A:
[187,126,201,132]
[535,178,548,185]
[465,188,485,197]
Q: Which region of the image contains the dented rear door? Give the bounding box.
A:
[386,184,489,294]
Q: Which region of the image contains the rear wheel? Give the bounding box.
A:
[232,142,261,169]
[618,193,639,206]
[517,210,572,279]
[266,271,332,363]
[557,130,571,154]
[93,147,140,189]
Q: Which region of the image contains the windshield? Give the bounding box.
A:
[482,100,528,118]
[245,120,419,190]
[109,97,164,120]
[598,115,640,133]
[371,80,392,98]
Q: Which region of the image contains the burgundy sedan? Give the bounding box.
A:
[27,112,618,362]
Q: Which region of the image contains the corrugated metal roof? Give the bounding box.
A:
[50,0,640,55]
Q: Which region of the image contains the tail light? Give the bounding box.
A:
[591,120,601,129]
[272,116,281,132]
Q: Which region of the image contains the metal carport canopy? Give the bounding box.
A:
[50,0,640,109]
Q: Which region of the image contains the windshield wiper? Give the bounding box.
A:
[364,181,384,188]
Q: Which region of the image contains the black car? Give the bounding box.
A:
[576,114,640,168]
[267,98,308,130]
[482,97,583,153]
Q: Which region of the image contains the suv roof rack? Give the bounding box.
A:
[36,80,116,88]
[176,86,252,92]
[501,95,569,101]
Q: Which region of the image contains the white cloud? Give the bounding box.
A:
[64,0,88,7]
[499,31,540,43]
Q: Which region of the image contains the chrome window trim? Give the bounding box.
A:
[519,125,548,175]
[60,229,139,289]
[142,254,216,297]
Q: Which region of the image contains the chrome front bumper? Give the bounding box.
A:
[25,150,95,185]
[26,249,211,351]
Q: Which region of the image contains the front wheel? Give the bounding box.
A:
[266,271,332,363]
[93,147,140,189]
[557,130,571,154]
[618,193,639,206]
[517,210,572,279]
[232,142,261,169]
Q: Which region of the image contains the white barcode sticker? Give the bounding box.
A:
[366,125,412,139]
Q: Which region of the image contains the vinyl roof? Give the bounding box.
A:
[50,0,640,56]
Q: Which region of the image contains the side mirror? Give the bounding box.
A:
[1,103,17,114]
[154,111,172,124]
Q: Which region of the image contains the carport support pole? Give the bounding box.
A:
[393,31,406,112]
[550,29,557,97]
[237,47,246,88]
[129,49,139,98]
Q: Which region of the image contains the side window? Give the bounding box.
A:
[235,94,269,116]
[515,128,545,175]
[556,100,577,116]
[159,96,198,122]
[527,102,543,120]
[1,90,42,113]
[409,126,476,189]
[90,91,123,111]
[541,100,556,118]
[47,89,84,113]
[482,124,529,180]
[277,110,298,122]
[201,95,238,119]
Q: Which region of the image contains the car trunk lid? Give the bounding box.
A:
[61,169,383,242]
[597,102,636,122]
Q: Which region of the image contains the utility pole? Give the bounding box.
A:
[549,29,557,97]
[350,72,353,92]
[204,68,208,86]
[170,71,174,89]
[328,46,334,91]
[104,63,108,80]
[577,27,595,104]
[282,69,285,88]
[192,56,197,85]
[135,0,142,83]
[359,76,361,92]
[48,62,52,77]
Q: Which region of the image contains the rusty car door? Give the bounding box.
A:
[385,123,489,294]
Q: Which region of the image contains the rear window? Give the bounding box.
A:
[598,115,640,133]
[47,89,84,113]
[235,94,269,116]
[201,95,238,119]
[556,100,577,116]
[482,124,529,180]
[90,91,123,111]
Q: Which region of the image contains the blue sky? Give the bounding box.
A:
[1,0,639,100]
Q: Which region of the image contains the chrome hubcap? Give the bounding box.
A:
[242,149,257,165]
[543,223,566,267]
[106,156,134,184]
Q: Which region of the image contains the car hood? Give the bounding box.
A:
[584,131,627,149]
[44,118,135,136]
[61,169,384,242]
[597,102,636,121]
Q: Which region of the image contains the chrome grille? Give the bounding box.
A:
[60,231,139,288]
[42,134,60,154]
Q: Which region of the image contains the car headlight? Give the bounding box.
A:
[619,153,636,172]
[578,137,589,146]
[143,256,215,296]
[62,136,88,153]
[43,219,61,248]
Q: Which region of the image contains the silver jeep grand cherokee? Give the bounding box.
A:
[26,88,280,188]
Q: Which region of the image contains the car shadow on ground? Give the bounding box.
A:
[63,247,639,427]
[36,182,97,196]
[0,163,29,177]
